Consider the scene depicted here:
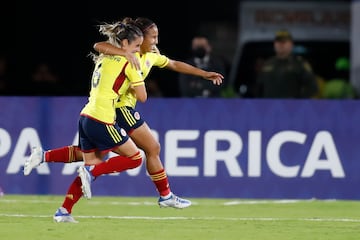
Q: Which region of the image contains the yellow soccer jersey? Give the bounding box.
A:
[81,55,144,124]
[116,52,169,108]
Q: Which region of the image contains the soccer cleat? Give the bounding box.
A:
[78,166,92,199]
[158,193,192,209]
[24,147,44,176]
[53,207,78,223]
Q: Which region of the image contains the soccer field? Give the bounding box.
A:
[0,195,359,240]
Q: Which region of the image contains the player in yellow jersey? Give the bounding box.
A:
[24,18,223,221]
[94,18,222,209]
[55,19,145,222]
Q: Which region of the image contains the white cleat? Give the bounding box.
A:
[78,166,92,199]
[24,147,44,176]
[53,207,78,223]
[158,193,192,209]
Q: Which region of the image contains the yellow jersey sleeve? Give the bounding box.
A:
[115,52,169,109]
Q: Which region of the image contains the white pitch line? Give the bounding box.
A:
[0,198,337,206]
[1,213,360,223]
[0,199,159,205]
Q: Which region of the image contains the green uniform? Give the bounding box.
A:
[257,55,318,98]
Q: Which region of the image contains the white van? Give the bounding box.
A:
[229,1,350,97]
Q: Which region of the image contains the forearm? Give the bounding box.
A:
[168,60,207,78]
[93,41,126,56]
[94,41,141,70]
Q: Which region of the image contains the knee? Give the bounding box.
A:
[145,141,161,157]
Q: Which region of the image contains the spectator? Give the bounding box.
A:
[178,36,228,97]
[256,30,318,98]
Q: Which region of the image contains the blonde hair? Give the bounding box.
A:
[90,18,143,62]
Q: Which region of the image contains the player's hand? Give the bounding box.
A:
[203,72,224,85]
[125,52,140,70]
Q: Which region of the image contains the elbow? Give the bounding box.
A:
[138,97,147,103]
[93,43,98,50]
[137,94,148,103]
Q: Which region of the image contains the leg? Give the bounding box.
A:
[45,145,83,163]
[24,145,83,176]
[79,139,142,199]
[53,176,82,223]
[130,123,170,195]
[130,123,191,208]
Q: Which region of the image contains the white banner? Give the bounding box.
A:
[238,1,350,43]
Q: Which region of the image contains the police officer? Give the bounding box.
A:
[256,30,318,98]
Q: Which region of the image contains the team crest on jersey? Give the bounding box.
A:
[134,111,140,120]
[120,128,127,137]
[146,60,151,68]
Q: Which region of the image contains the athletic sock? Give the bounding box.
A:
[45,145,81,163]
[149,169,171,197]
[62,176,83,213]
[90,153,142,177]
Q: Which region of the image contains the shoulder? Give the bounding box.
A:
[259,58,276,73]
[146,52,169,67]
[143,51,165,60]
[100,56,127,70]
[262,57,277,67]
[264,56,277,64]
[295,56,313,72]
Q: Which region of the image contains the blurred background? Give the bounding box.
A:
[2,0,356,98]
[1,0,360,199]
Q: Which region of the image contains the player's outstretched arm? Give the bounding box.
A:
[165,59,224,85]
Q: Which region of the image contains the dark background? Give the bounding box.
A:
[5,0,351,97]
[8,0,240,96]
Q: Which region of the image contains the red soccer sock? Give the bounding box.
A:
[149,169,171,197]
[45,145,81,163]
[90,153,142,177]
[61,176,83,214]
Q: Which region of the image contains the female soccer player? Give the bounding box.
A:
[24,17,223,222]
[54,19,145,222]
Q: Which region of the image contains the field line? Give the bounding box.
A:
[0,198,334,206]
[1,213,360,222]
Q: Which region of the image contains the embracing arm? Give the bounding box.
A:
[131,84,147,103]
[165,59,223,85]
[93,41,140,70]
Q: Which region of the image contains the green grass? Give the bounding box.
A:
[1,195,360,240]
